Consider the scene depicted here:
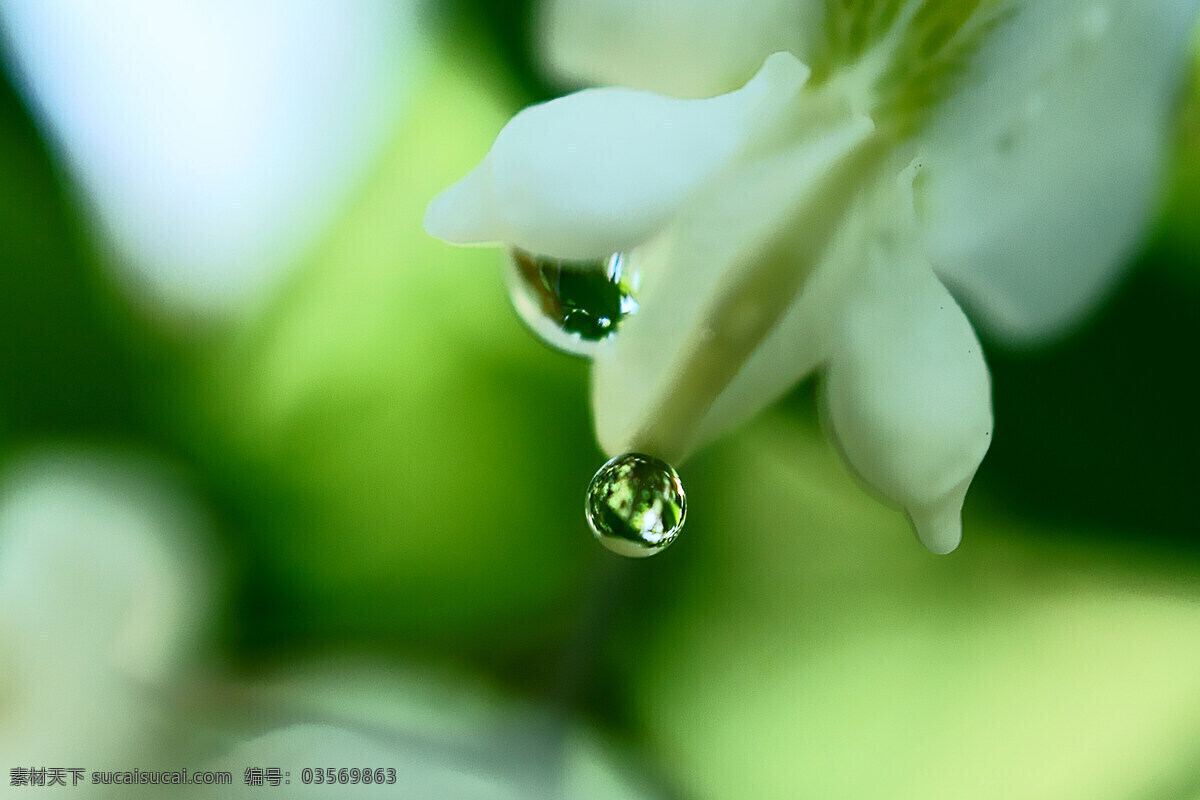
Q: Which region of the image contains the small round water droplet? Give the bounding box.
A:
[585,453,686,558]
[505,248,639,357]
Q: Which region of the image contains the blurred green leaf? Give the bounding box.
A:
[610,410,1200,800]
[1158,28,1200,271]
[186,50,603,654]
[0,66,164,441]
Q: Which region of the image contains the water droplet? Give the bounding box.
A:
[505,248,639,357]
[585,453,686,557]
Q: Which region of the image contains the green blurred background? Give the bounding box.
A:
[2,3,1200,798]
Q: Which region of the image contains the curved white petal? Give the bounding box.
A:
[919,0,1200,342]
[591,108,879,463]
[0,450,213,764]
[684,249,838,453]
[0,0,420,315]
[425,52,811,260]
[539,0,824,98]
[824,205,992,554]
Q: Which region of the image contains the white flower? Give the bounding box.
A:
[425,0,1199,553]
[0,0,423,316]
[0,449,214,774]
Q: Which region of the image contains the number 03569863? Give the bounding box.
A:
[300,767,396,785]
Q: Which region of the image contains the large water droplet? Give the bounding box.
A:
[505,248,639,357]
[585,453,686,557]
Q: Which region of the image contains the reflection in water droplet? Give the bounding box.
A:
[505,248,639,357]
[585,453,686,557]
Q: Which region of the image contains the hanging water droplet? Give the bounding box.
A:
[585,453,686,557]
[505,248,639,357]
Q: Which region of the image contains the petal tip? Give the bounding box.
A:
[909,496,965,555]
[736,51,811,107]
[760,51,811,83]
[423,166,500,245]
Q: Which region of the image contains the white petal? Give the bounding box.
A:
[0,0,420,315]
[539,0,824,97]
[425,52,811,259]
[824,204,992,554]
[689,161,906,451]
[591,106,879,463]
[919,0,1200,342]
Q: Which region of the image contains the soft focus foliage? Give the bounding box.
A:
[619,413,1200,800]
[191,56,602,647]
[187,660,659,800]
[0,4,1199,799]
